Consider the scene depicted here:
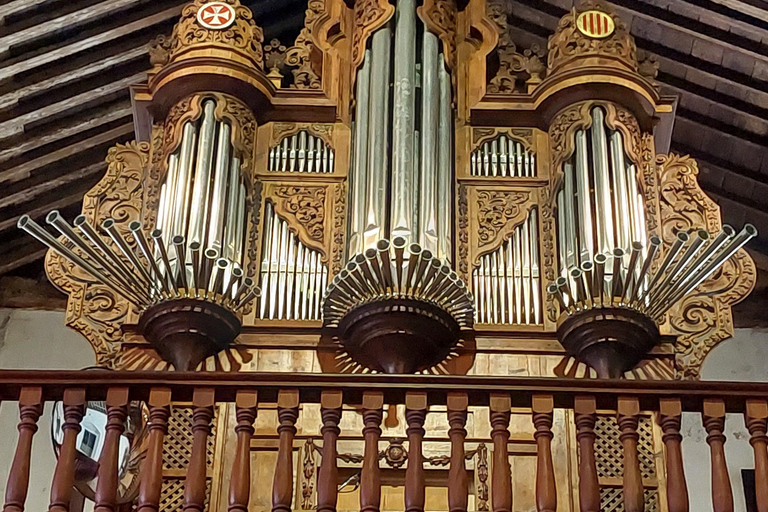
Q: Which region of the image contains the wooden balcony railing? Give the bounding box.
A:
[2,370,768,512]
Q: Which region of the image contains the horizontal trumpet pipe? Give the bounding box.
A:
[190,241,201,297]
[102,218,155,289]
[572,268,586,308]
[642,231,688,302]
[581,261,594,306]
[129,221,169,297]
[620,241,643,305]
[648,229,708,305]
[610,248,625,305]
[593,254,606,307]
[152,229,178,297]
[19,216,145,305]
[173,236,188,295]
[630,235,661,305]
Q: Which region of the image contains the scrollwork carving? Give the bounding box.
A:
[472,128,534,152]
[272,123,334,147]
[331,182,346,276]
[539,187,558,323]
[46,142,150,367]
[547,1,637,75]
[269,185,327,255]
[352,0,395,69]
[475,189,532,253]
[458,185,469,283]
[165,0,264,69]
[417,0,458,69]
[656,153,757,379]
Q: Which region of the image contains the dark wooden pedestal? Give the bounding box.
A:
[557,307,660,379]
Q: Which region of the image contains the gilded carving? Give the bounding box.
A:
[656,154,757,379]
[269,185,327,255]
[352,0,395,69]
[284,0,324,90]
[547,1,637,74]
[417,0,458,69]
[273,123,334,147]
[153,0,264,70]
[46,142,150,367]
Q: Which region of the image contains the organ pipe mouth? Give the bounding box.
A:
[548,224,757,322]
[18,212,259,315]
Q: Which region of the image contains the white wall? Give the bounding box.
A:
[684,328,768,512]
[0,308,95,511]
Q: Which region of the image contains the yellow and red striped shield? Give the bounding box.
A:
[576,10,616,39]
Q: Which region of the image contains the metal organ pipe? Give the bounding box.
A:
[391,0,417,241]
[610,130,632,255]
[365,26,391,249]
[418,30,439,254]
[349,49,372,257]
[590,107,615,255]
[574,129,594,262]
[187,100,217,247]
[171,121,197,240]
[437,56,452,262]
[207,122,232,254]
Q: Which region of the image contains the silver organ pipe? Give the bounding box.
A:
[562,161,578,270]
[418,30,440,255]
[610,130,632,257]
[258,202,327,321]
[469,134,537,177]
[365,26,391,249]
[574,129,594,262]
[390,0,417,241]
[348,49,372,257]
[207,122,232,253]
[187,100,217,247]
[436,58,452,262]
[473,208,542,325]
[171,121,197,240]
[267,130,335,173]
[590,107,615,255]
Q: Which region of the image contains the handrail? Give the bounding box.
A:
[1,369,767,411]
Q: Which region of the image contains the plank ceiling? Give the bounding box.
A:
[1,0,767,321]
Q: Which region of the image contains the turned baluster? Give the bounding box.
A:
[658,398,688,512]
[574,396,600,512]
[183,388,215,512]
[229,390,258,512]
[746,399,768,512]
[489,393,512,512]
[703,399,733,512]
[617,397,644,512]
[137,388,171,512]
[405,392,427,512]
[532,395,556,512]
[317,391,342,512]
[49,388,86,512]
[3,386,43,512]
[94,387,129,512]
[360,392,383,512]
[272,389,299,512]
[447,392,469,512]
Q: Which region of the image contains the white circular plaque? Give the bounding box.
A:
[196,2,236,30]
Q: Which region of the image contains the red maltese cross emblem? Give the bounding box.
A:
[196,2,235,30]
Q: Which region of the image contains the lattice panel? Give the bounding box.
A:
[594,416,656,479]
[600,488,658,512]
[163,406,218,470]
[160,478,212,512]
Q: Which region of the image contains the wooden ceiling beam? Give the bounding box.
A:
[0,45,146,112]
[0,190,88,232]
[0,72,143,141]
[0,123,133,184]
[0,102,133,164]
[0,0,52,26]
[0,161,105,210]
[0,0,149,56]
[0,5,182,82]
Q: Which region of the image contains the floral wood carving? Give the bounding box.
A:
[486,0,546,93]
[417,0,458,69]
[352,0,395,69]
[268,185,327,256]
[472,128,534,151]
[150,0,264,71]
[457,184,470,283]
[475,443,489,511]
[284,0,324,90]
[473,188,533,261]
[547,1,637,74]
[273,122,334,147]
[656,153,756,379]
[300,438,317,509]
[331,182,347,276]
[46,142,150,368]
[539,186,558,324]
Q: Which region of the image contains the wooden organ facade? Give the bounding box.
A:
[4,0,763,512]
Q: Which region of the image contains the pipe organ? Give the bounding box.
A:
[13,1,762,509]
[18,0,756,383]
